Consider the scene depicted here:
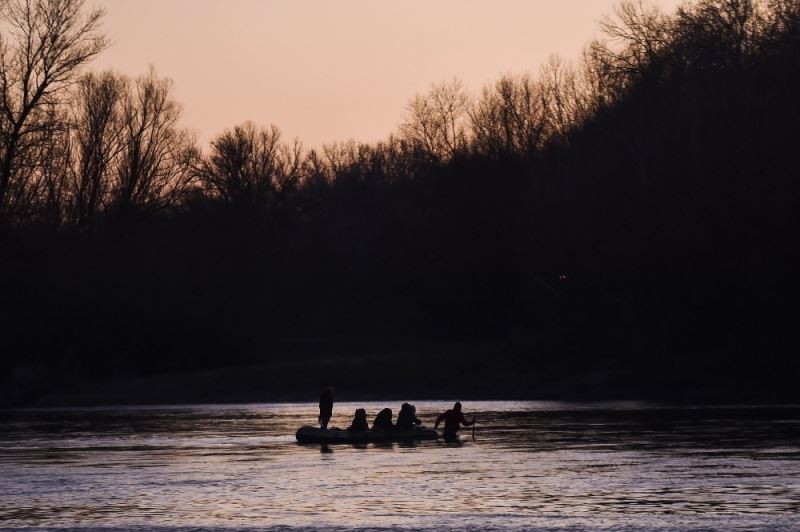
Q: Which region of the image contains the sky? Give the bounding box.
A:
[90,0,684,150]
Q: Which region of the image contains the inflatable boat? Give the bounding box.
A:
[295,425,438,444]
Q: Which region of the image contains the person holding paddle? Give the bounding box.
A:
[434,402,474,441]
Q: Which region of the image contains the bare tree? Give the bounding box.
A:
[469,73,549,158]
[0,101,69,225]
[110,68,197,224]
[599,0,671,74]
[582,0,671,110]
[469,62,587,158]
[322,140,363,180]
[34,108,71,227]
[761,0,800,48]
[767,0,800,32]
[673,0,763,69]
[197,122,303,213]
[373,134,416,183]
[539,56,587,144]
[68,70,124,229]
[0,0,107,223]
[400,79,469,162]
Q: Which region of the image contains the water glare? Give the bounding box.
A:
[1,401,799,530]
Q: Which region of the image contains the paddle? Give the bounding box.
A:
[472,416,476,441]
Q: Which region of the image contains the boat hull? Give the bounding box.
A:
[295,425,438,444]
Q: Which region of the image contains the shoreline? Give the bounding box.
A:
[4,341,797,408]
[4,365,796,408]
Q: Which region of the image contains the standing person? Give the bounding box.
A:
[434,402,474,440]
[318,387,334,430]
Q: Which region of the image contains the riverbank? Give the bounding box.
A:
[3,340,796,407]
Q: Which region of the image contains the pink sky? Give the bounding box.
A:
[90,0,684,149]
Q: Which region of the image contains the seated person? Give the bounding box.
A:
[395,402,422,431]
[372,408,394,431]
[347,408,369,432]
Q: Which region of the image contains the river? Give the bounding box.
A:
[1,401,799,530]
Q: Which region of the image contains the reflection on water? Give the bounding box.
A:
[1,401,799,530]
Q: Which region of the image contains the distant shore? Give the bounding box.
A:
[3,342,796,408]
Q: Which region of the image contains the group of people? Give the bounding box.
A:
[318,388,474,439]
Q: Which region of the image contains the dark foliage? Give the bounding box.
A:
[2,0,799,404]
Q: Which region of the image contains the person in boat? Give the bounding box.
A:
[395,402,422,432]
[372,407,393,432]
[434,401,474,440]
[318,387,334,430]
[347,408,369,432]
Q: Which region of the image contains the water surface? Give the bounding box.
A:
[1,401,799,530]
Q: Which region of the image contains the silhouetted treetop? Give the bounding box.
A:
[0,0,107,224]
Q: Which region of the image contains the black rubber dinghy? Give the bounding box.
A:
[296,426,438,444]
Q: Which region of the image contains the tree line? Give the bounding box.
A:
[2,0,799,403]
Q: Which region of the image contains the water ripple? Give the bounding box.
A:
[1,401,799,530]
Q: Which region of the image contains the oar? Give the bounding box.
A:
[472,417,476,441]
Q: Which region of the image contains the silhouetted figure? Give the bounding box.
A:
[318,387,334,430]
[395,402,422,431]
[372,407,393,432]
[347,408,369,432]
[435,402,474,441]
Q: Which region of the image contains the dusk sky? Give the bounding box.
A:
[91,0,684,149]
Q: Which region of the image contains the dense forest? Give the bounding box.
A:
[1,0,798,405]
